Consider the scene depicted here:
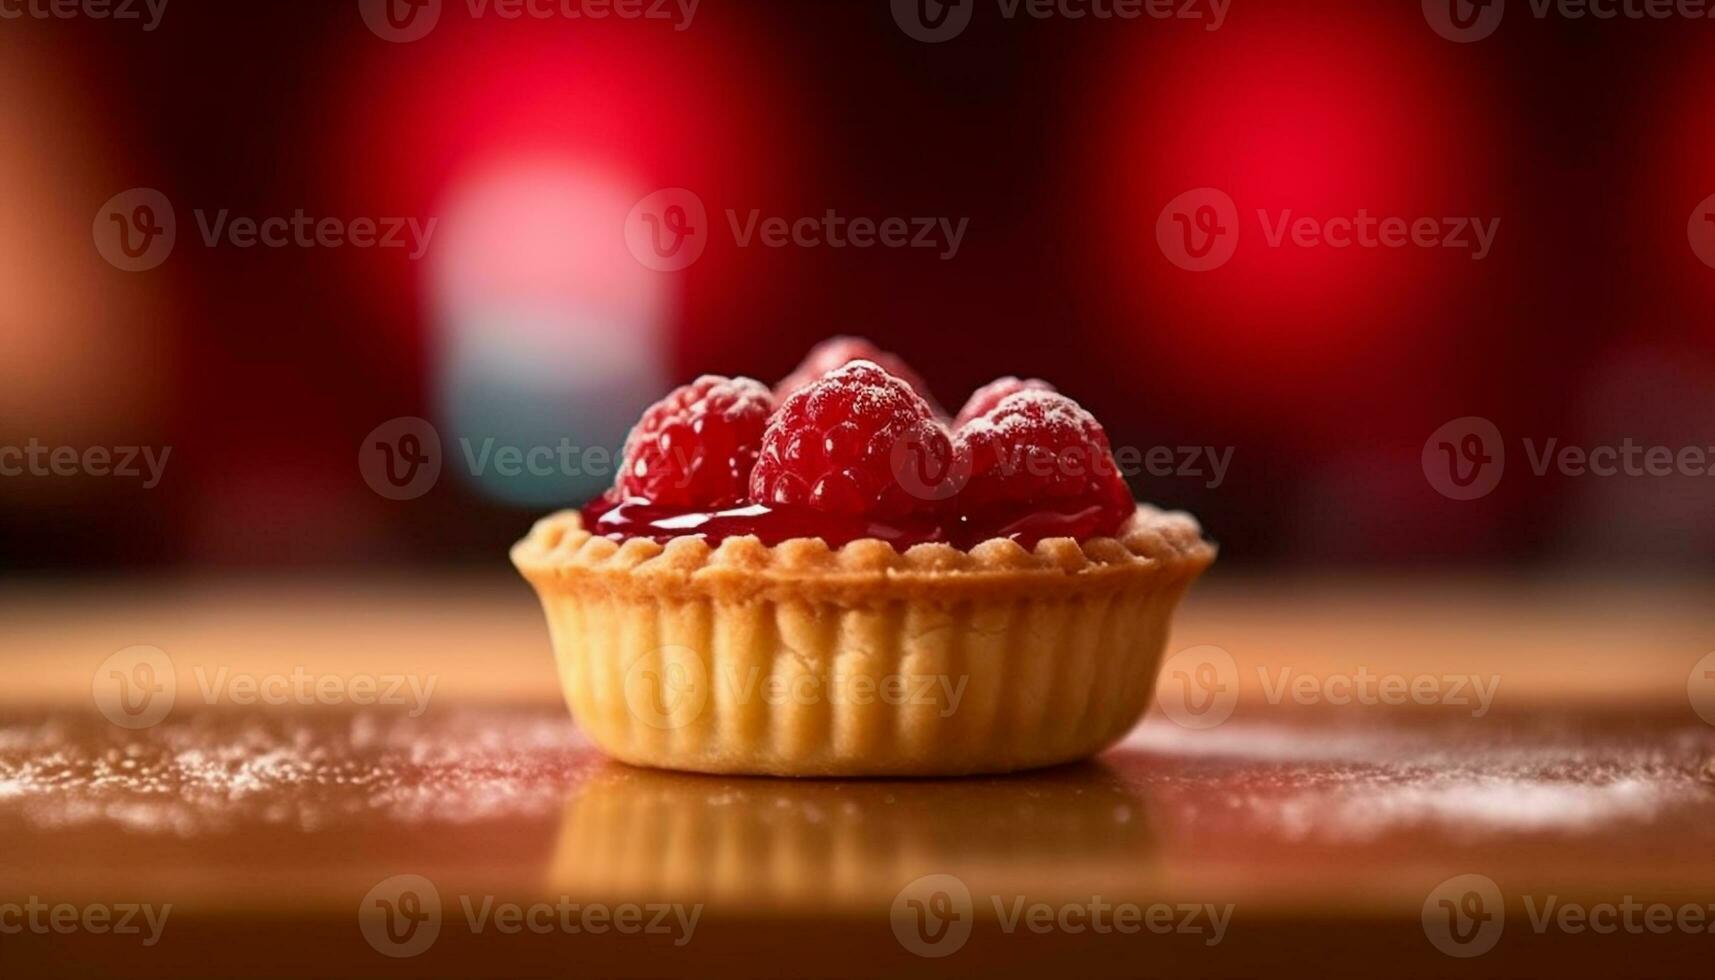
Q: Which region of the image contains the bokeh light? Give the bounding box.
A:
[1076,7,1507,424]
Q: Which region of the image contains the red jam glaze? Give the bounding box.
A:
[581,496,1134,551]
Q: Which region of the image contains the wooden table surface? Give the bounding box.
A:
[2,573,1713,977]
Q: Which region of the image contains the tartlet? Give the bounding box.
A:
[512,337,1215,777]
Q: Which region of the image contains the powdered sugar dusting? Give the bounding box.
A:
[1127,716,1715,842]
[1278,777,1667,840]
[689,374,773,420]
[956,387,1101,445]
[806,359,930,420]
[0,709,593,835]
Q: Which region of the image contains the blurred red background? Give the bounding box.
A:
[3,0,1713,573]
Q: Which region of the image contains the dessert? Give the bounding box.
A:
[511,339,1215,776]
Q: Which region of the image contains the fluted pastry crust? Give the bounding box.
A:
[512,506,1214,776]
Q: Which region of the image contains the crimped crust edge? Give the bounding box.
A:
[510,505,1215,603]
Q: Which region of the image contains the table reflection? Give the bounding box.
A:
[550,760,1160,913]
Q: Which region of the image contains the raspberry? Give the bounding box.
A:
[953,390,1133,520]
[750,360,951,518]
[952,377,1056,430]
[616,375,773,508]
[774,336,942,415]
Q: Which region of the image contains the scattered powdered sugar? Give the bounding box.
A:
[1270,775,1675,843]
[0,708,593,836]
[5,706,1710,852]
[689,374,773,420]
[804,359,927,419]
[955,388,1098,444]
[1126,715,1715,842]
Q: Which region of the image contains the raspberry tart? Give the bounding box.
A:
[511,339,1215,776]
